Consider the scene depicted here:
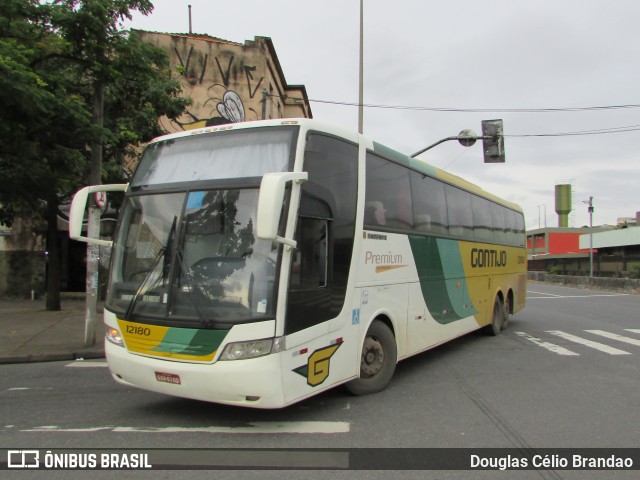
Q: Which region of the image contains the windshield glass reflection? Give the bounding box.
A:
[107,190,279,325]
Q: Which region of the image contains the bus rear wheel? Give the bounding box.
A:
[501,295,511,330]
[346,320,397,396]
[483,296,504,336]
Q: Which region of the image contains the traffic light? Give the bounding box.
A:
[481,119,505,163]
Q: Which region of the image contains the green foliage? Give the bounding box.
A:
[0,0,190,306]
[0,0,189,220]
[104,30,190,163]
[628,263,640,279]
[0,0,92,224]
[547,265,563,275]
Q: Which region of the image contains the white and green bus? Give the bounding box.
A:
[70,118,526,408]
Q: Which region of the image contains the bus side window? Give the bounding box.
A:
[445,185,473,240]
[410,171,448,236]
[472,196,493,243]
[492,203,508,244]
[365,153,412,230]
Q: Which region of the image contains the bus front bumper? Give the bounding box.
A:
[105,341,287,409]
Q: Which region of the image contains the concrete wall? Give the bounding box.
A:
[0,251,45,298]
[0,216,46,298]
[528,271,640,294]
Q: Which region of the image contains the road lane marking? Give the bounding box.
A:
[625,329,640,335]
[585,330,640,347]
[527,290,563,297]
[514,332,579,356]
[65,362,109,368]
[527,293,630,299]
[22,422,350,434]
[547,330,631,355]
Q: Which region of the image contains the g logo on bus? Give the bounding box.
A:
[293,343,342,387]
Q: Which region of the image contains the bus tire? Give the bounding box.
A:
[346,320,397,396]
[483,296,504,336]
[501,295,511,330]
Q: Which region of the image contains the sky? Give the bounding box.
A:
[123,0,640,230]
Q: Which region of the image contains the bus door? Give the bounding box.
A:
[280,133,358,403]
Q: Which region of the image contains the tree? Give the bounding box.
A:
[0,0,190,310]
[0,0,90,222]
[1,0,94,309]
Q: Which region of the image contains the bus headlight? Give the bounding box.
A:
[106,327,125,347]
[219,337,285,361]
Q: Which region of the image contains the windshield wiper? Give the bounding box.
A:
[124,247,167,320]
[173,247,213,327]
[124,217,177,320]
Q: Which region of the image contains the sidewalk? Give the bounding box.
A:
[0,297,106,364]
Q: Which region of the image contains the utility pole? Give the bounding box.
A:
[358,0,364,134]
[85,83,104,347]
[585,196,594,277]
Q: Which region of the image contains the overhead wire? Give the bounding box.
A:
[505,125,640,138]
[307,98,640,113]
[303,97,640,138]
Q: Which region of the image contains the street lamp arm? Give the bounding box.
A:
[411,120,504,163]
[410,136,466,158]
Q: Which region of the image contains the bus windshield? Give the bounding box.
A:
[105,127,299,325]
[106,189,280,326]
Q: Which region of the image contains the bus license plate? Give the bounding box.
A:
[155,372,181,385]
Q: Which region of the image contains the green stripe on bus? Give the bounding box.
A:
[152,327,228,357]
[409,236,476,324]
[372,142,438,177]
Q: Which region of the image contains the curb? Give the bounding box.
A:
[0,350,105,365]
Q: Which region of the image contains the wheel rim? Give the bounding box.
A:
[361,336,385,378]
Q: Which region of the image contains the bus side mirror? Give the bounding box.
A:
[69,184,128,247]
[256,172,308,247]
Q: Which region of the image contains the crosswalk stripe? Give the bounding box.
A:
[546,330,631,355]
[585,330,640,347]
[625,329,640,335]
[514,332,579,356]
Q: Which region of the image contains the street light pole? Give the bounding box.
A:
[584,196,594,277]
[358,0,364,134]
[588,197,594,277]
[538,205,541,229]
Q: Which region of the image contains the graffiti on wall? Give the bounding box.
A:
[165,45,266,132]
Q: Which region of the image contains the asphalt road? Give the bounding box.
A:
[1,283,639,479]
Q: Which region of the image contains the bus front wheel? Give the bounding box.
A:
[346,320,397,396]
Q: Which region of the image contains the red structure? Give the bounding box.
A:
[527,227,593,273]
